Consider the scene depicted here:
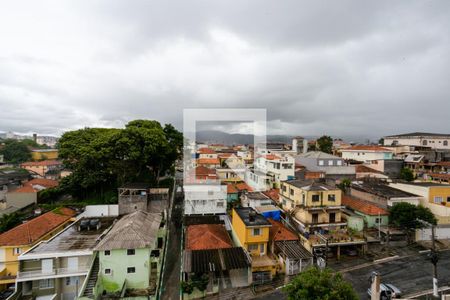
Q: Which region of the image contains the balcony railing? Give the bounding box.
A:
[17,265,90,279]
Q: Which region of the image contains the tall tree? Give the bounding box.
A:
[316,135,333,154]
[284,267,358,300]
[0,139,31,164]
[389,202,436,229]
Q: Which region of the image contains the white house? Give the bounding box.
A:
[384,132,450,150]
[183,184,227,215]
[340,146,393,162]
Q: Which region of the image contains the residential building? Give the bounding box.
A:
[86,211,165,299]
[226,184,239,203]
[280,180,346,233]
[197,148,218,159]
[340,146,394,162]
[246,153,295,190]
[0,208,76,291]
[240,192,273,208]
[196,158,221,169]
[384,132,450,150]
[294,151,355,180]
[267,219,313,275]
[20,160,63,178]
[118,183,150,215]
[184,184,227,215]
[231,207,278,282]
[193,166,217,181]
[3,179,59,216]
[30,149,58,161]
[15,216,115,300]
[182,218,251,299]
[215,168,245,183]
[389,182,450,224]
[342,196,389,229]
[350,181,422,209]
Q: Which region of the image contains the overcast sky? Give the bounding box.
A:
[1,1,449,139]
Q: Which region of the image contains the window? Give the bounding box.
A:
[260,244,265,254]
[328,160,333,166]
[434,196,443,204]
[423,140,428,146]
[444,140,448,146]
[328,194,336,202]
[217,201,224,207]
[39,279,54,289]
[282,185,286,192]
[13,248,21,255]
[290,189,294,196]
[312,194,320,202]
[248,244,258,251]
[157,237,164,248]
[208,190,214,195]
[312,213,319,224]
[104,268,111,275]
[127,267,136,273]
[252,228,261,236]
[318,160,324,166]
[127,249,135,255]
[337,160,342,166]
[104,250,110,256]
[66,277,79,286]
[447,196,450,203]
[375,218,381,224]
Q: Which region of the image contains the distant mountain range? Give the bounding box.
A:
[195,130,376,145]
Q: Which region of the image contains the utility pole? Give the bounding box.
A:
[417,219,439,298]
[378,212,381,240]
[370,271,381,300]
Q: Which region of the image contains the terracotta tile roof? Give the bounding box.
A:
[235,182,253,192]
[21,160,62,167]
[355,165,384,174]
[427,173,450,180]
[342,195,388,216]
[263,189,279,201]
[195,166,217,177]
[198,147,217,154]
[186,224,233,250]
[197,158,220,165]
[227,184,238,194]
[344,145,392,152]
[305,171,325,179]
[268,219,298,242]
[436,161,450,167]
[13,178,59,193]
[0,207,76,246]
[218,153,233,158]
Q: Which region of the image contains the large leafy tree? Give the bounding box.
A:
[316,135,333,154]
[57,120,182,199]
[0,139,32,164]
[284,267,358,300]
[389,202,437,229]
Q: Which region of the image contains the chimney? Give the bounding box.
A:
[33,133,37,143]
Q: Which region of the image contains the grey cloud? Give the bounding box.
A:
[0,0,449,138]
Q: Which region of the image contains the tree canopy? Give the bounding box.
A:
[284,267,358,300]
[0,139,32,164]
[389,202,436,229]
[399,167,415,182]
[316,136,333,154]
[58,120,182,199]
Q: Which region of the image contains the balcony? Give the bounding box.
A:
[17,265,90,280]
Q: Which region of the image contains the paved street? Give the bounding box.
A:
[160,180,183,300]
[342,249,450,299]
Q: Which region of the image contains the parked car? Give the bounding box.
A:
[367,283,402,299]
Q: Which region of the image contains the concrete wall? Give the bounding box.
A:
[82,205,119,217]
[416,225,450,241]
[6,192,37,209]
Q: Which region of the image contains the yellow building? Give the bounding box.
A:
[280,180,346,233]
[231,207,277,281]
[31,149,58,161]
[0,208,76,290]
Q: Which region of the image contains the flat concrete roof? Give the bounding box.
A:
[25,217,115,255]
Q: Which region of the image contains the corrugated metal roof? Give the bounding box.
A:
[275,240,312,260]
[183,247,250,273]
[95,210,162,250]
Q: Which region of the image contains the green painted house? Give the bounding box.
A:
[342,195,389,229]
[85,210,166,299]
